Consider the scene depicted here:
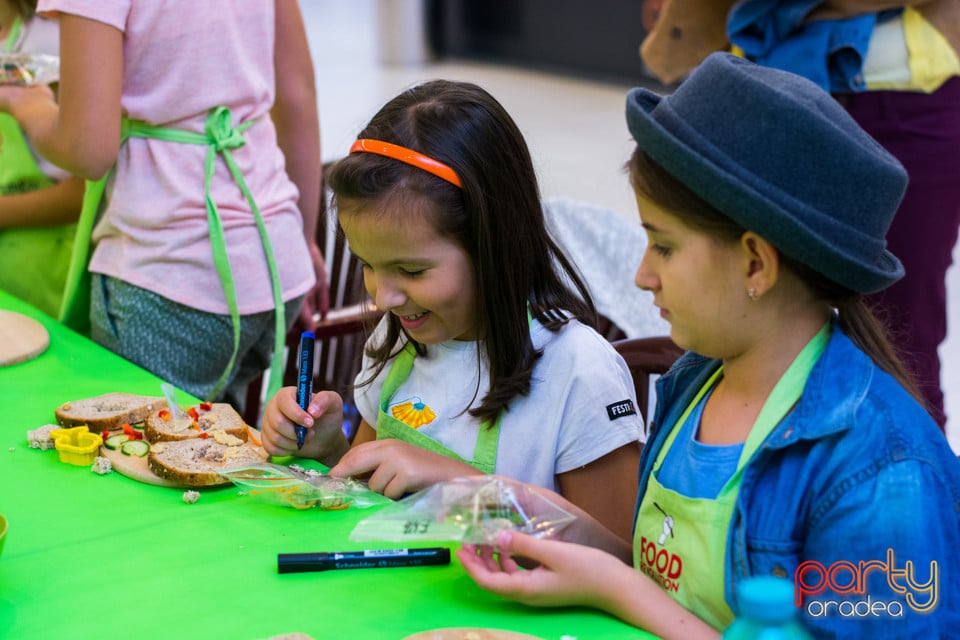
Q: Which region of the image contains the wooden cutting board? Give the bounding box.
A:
[0,310,50,366]
[100,439,182,488]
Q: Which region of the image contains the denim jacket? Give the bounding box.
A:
[636,325,960,638]
[727,0,876,92]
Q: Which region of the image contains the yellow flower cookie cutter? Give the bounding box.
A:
[50,425,103,466]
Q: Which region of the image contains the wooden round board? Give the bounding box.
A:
[0,310,50,366]
[100,439,182,488]
[403,630,544,640]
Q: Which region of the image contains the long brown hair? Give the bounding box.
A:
[628,147,925,406]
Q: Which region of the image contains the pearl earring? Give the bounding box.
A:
[747,287,758,301]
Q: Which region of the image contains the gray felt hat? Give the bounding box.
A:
[626,52,907,294]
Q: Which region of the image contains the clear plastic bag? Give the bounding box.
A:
[349,476,576,545]
[0,53,59,86]
[221,463,391,510]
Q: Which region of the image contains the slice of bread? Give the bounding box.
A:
[143,402,249,443]
[147,437,268,487]
[55,393,168,430]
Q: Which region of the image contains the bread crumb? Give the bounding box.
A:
[91,456,113,475]
[182,490,200,504]
[27,424,59,450]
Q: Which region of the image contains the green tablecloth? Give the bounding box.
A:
[0,291,652,640]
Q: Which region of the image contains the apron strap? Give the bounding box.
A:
[653,323,831,481]
[377,336,511,474]
[122,108,286,400]
[57,175,108,332]
[3,16,23,52]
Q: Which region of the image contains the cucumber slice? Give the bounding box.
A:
[105,434,130,450]
[120,439,150,457]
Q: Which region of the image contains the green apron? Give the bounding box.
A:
[59,107,286,401]
[376,342,501,474]
[633,324,829,630]
[0,18,76,318]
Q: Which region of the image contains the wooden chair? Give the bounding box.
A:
[244,169,381,432]
[610,335,684,426]
[596,313,627,342]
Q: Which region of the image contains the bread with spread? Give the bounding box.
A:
[55,393,168,429]
[143,402,249,443]
[148,437,268,487]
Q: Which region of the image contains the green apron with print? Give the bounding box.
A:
[59,107,286,401]
[377,343,501,473]
[0,19,75,317]
[633,324,829,630]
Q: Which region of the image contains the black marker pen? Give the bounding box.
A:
[278,547,450,574]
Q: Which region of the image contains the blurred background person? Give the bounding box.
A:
[0,0,83,317]
[640,0,960,433]
[0,0,328,411]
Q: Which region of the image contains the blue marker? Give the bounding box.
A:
[295,331,315,449]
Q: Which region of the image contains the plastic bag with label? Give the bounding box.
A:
[221,462,391,510]
[349,476,576,544]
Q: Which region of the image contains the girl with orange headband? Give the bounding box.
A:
[260,79,644,539]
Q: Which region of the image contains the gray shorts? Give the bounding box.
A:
[90,273,302,411]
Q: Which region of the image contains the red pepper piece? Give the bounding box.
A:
[159,409,171,422]
[187,406,200,420]
[199,402,212,411]
[198,432,209,439]
[100,431,110,441]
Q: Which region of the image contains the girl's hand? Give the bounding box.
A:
[0,83,54,114]
[259,386,348,465]
[457,530,629,609]
[458,531,721,640]
[329,439,480,499]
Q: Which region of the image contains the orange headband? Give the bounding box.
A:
[349,139,463,188]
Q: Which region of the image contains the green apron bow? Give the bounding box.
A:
[59,107,286,401]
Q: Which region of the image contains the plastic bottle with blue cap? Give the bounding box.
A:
[722,576,812,639]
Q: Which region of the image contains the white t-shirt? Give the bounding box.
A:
[38,0,315,314]
[354,316,645,492]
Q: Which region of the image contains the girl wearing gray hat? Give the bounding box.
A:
[458,52,960,639]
